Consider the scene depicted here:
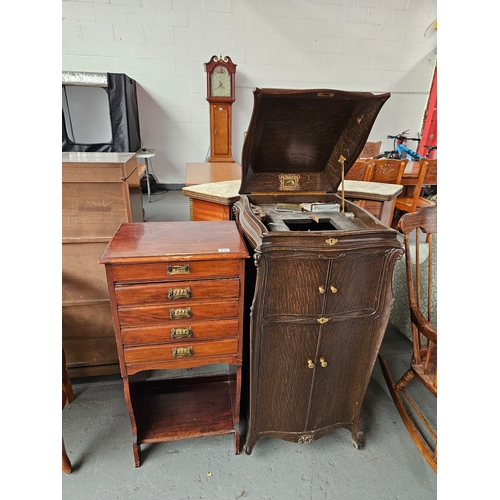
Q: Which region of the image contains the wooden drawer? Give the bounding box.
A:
[121,319,240,346]
[111,260,240,283]
[114,279,239,306]
[123,338,239,364]
[117,299,240,327]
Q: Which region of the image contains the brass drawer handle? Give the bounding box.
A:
[170,307,191,319]
[307,359,315,369]
[319,357,328,368]
[330,285,337,294]
[168,287,191,300]
[171,327,193,339]
[167,264,190,275]
[172,346,193,358]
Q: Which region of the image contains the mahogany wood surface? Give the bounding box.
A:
[115,279,240,306]
[117,299,239,326]
[121,318,239,345]
[100,221,248,466]
[208,103,234,162]
[190,198,233,221]
[123,338,239,364]
[133,375,236,442]
[185,162,241,186]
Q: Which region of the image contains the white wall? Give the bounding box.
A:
[62,0,437,185]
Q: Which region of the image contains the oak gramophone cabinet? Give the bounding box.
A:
[233,88,403,454]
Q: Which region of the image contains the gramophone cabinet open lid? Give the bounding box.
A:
[239,88,390,196]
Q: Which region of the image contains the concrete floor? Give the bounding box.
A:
[62,187,437,499]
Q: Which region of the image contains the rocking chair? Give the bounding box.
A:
[379,205,437,472]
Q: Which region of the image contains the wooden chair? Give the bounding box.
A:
[394,159,437,217]
[367,157,407,185]
[345,159,372,181]
[359,140,382,159]
[360,158,407,226]
[379,205,437,472]
[63,349,75,474]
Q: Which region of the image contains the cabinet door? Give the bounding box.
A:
[325,251,386,316]
[210,103,232,159]
[307,317,375,430]
[253,323,319,433]
[263,258,330,317]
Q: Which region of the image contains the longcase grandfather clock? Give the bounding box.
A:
[205,55,237,163]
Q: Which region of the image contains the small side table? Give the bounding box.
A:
[342,179,403,227]
[136,149,156,203]
[182,180,241,221]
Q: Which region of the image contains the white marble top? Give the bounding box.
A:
[182,180,242,205]
[181,178,403,205]
[342,180,403,201]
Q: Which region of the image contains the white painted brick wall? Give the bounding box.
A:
[62,0,437,184]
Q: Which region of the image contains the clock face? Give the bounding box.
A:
[210,65,231,97]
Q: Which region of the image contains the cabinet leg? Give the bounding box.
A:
[243,445,253,455]
[62,437,72,474]
[133,443,141,467]
[351,429,365,450]
[62,349,75,404]
[234,431,241,455]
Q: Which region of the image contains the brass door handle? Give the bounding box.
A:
[319,357,328,368]
[170,307,192,319]
[168,287,191,300]
[171,327,192,339]
[172,347,193,358]
[307,359,315,369]
[318,286,326,294]
[330,285,337,293]
[167,264,190,275]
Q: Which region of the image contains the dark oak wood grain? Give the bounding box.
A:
[234,88,402,454]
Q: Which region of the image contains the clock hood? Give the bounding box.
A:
[239,88,390,196]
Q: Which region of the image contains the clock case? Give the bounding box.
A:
[205,55,236,102]
[204,56,237,163]
[233,88,404,454]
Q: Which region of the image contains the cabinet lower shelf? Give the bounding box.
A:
[127,372,241,465]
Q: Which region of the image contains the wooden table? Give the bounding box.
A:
[342,179,403,227]
[185,162,242,186]
[182,180,241,221]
